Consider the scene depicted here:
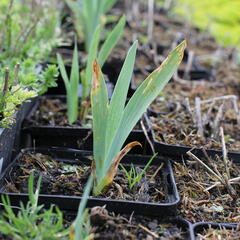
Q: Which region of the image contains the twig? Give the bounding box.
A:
[2,67,10,96]
[200,95,237,104]
[138,224,159,238]
[222,173,237,199]
[114,182,124,199]
[183,97,195,123]
[132,0,140,26]
[183,50,194,79]
[195,97,204,137]
[205,176,240,191]
[212,104,224,138]
[147,0,154,41]
[150,162,164,180]
[13,63,20,84]
[186,150,223,183]
[220,127,230,178]
[232,97,240,125]
[140,119,155,154]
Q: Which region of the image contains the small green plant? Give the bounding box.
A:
[57,17,125,124]
[120,153,157,190]
[66,0,117,52]
[0,173,70,239]
[57,42,79,124]
[0,0,61,107]
[0,65,36,128]
[0,0,61,62]
[71,177,94,240]
[91,40,186,195]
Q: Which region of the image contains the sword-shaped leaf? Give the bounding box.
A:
[105,40,138,149]
[98,16,126,67]
[91,60,109,180]
[91,40,186,195]
[105,41,186,169]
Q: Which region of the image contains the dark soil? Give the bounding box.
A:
[150,102,240,152]
[149,60,240,152]
[86,207,188,240]
[0,207,188,240]
[28,97,89,127]
[174,154,240,223]
[63,208,188,240]
[5,152,167,203]
[27,97,147,130]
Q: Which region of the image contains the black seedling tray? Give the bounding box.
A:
[0,124,17,174]
[191,222,238,240]
[0,147,180,217]
[0,98,37,174]
[46,49,136,97]
[178,69,213,81]
[12,98,37,158]
[151,129,240,163]
[21,95,154,155]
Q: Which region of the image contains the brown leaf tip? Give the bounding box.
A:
[92,59,100,91]
[176,40,187,59]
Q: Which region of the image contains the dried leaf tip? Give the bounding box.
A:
[176,40,187,56]
[92,59,100,92]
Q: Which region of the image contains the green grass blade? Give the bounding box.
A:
[74,176,93,240]
[103,0,117,13]
[132,153,157,187]
[91,60,109,180]
[105,41,186,169]
[105,40,138,149]
[83,25,101,100]
[98,16,126,67]
[69,41,79,123]
[57,53,70,91]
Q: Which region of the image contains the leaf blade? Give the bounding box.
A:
[91,60,109,180]
[98,16,126,67]
[105,40,186,169]
[105,40,138,150]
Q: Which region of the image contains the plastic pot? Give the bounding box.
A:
[0,98,37,174]
[191,222,238,240]
[151,127,240,163]
[22,95,154,155]
[0,147,180,217]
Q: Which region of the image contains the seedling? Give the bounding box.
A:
[57,41,79,124]
[57,17,125,124]
[71,176,94,240]
[0,173,70,239]
[0,64,36,128]
[0,0,60,106]
[120,153,158,190]
[91,40,186,195]
[66,0,117,52]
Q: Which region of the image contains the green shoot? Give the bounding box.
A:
[57,16,125,124]
[66,0,117,52]
[57,41,79,124]
[120,153,158,190]
[0,173,70,239]
[71,176,94,240]
[91,40,186,195]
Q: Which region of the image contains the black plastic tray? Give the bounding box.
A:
[22,96,154,155]
[191,222,238,240]
[0,147,180,217]
[0,98,37,174]
[151,127,240,163]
